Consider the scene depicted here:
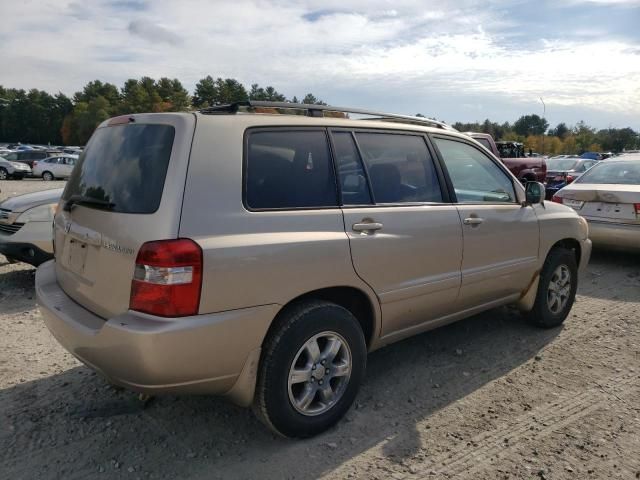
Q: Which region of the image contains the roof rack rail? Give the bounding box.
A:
[199,101,455,131]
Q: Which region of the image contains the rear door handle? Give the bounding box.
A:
[352,222,383,233]
[463,217,484,225]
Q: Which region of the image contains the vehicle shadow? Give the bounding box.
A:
[0,307,561,480]
[580,248,640,301]
[0,263,37,314]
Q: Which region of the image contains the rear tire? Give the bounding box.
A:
[42,171,54,181]
[0,168,8,180]
[526,247,578,328]
[253,300,367,438]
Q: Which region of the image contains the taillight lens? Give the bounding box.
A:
[551,195,563,204]
[565,175,575,184]
[130,239,202,317]
[634,203,640,216]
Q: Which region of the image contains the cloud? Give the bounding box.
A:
[127,20,182,45]
[0,0,638,127]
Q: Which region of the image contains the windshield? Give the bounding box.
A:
[576,161,640,185]
[547,159,578,171]
[63,124,175,214]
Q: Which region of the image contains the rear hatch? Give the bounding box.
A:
[53,113,196,319]
[559,184,640,224]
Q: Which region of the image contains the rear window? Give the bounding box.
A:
[245,130,338,209]
[576,161,640,185]
[63,124,175,214]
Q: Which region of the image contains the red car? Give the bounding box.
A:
[466,132,547,183]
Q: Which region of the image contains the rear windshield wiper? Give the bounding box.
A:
[63,195,116,212]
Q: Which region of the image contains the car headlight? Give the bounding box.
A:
[15,203,58,223]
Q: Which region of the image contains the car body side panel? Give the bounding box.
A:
[455,203,540,309]
[179,116,382,340]
[533,201,591,274]
[342,205,462,337]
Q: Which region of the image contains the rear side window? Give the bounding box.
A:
[63,124,175,214]
[246,130,338,209]
[355,133,443,204]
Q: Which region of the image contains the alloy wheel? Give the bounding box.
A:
[288,331,352,416]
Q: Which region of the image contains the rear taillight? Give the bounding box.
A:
[33,161,38,167]
[565,175,575,184]
[129,239,202,317]
[552,195,563,204]
[634,203,640,216]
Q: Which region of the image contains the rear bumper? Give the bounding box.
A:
[36,260,277,404]
[586,220,640,251]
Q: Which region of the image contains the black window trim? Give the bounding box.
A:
[330,127,454,208]
[429,134,521,206]
[242,126,341,212]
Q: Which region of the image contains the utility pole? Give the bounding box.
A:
[540,97,546,155]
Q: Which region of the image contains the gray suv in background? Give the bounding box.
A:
[36,102,591,437]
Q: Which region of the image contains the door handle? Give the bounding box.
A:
[463,217,484,225]
[352,222,383,233]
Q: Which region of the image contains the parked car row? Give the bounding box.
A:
[0,150,78,180]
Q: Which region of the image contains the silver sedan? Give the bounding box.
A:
[551,157,640,251]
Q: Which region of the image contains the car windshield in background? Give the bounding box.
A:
[547,159,578,171]
[576,161,640,185]
[63,124,175,214]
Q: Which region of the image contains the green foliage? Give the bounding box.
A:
[513,114,549,136]
[550,122,569,139]
[0,86,72,144]
[301,93,326,105]
[249,84,286,101]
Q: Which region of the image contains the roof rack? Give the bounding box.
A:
[199,101,456,131]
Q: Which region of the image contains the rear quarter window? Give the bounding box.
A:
[63,124,175,214]
[245,130,338,210]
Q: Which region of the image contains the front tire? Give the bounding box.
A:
[254,300,367,438]
[527,247,578,328]
[0,168,8,180]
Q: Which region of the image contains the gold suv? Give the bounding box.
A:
[36,102,591,437]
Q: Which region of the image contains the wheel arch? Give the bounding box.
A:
[267,286,379,350]
[547,238,582,268]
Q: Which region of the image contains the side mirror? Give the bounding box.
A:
[525,181,545,205]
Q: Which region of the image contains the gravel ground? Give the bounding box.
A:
[1,179,639,479]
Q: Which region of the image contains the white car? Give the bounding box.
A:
[32,155,78,180]
[0,156,32,180]
[0,187,63,265]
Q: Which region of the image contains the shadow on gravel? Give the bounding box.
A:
[580,248,640,301]
[0,307,561,480]
[0,265,37,314]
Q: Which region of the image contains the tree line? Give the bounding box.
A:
[451,114,639,155]
[1,78,638,153]
[0,77,325,146]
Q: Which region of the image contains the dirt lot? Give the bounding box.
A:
[1,179,639,480]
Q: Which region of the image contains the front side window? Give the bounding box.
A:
[354,133,443,204]
[246,130,338,209]
[434,137,516,203]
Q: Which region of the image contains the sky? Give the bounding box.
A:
[0,0,639,129]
